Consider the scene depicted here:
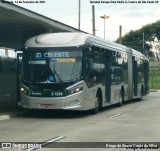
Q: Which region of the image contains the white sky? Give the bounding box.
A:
[14,0,160,41]
[1,0,159,57]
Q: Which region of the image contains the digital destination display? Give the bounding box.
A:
[35,51,82,59]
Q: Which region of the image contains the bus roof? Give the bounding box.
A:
[25,32,127,50]
[25,32,148,60]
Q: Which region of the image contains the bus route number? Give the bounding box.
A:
[51,91,63,97]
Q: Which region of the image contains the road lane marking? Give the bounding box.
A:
[25,136,65,151]
[140,103,147,107]
[108,113,121,119]
[41,136,65,145]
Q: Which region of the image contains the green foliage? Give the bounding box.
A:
[150,67,160,89]
[116,20,160,57]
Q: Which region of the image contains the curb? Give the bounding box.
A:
[150,89,160,92]
[0,111,26,120]
[0,115,10,120]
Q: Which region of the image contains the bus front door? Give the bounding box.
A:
[133,60,138,96]
[16,53,23,103]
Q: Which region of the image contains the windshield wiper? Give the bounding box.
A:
[54,68,63,83]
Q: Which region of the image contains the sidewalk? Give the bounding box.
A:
[0,101,24,119]
[150,89,160,92]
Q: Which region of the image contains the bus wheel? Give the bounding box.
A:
[91,96,99,114]
[139,87,143,101]
[117,89,124,107]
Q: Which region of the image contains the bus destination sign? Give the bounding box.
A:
[35,51,82,59]
[35,52,70,58]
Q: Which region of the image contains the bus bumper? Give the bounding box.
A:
[20,91,84,110]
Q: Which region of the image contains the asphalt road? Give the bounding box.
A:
[0,92,160,151]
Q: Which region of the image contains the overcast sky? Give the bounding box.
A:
[1,0,159,57]
[14,0,160,41]
[5,0,160,41]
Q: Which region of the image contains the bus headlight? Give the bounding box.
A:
[68,84,83,95]
[20,87,27,94]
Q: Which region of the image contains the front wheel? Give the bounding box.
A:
[90,96,99,114]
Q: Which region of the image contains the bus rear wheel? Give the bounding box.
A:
[139,86,144,101]
[117,89,124,107]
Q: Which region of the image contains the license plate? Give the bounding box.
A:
[40,104,53,109]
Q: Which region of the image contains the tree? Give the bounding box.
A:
[116,20,160,60]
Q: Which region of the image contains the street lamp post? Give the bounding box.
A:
[100,15,109,40]
[78,0,81,30]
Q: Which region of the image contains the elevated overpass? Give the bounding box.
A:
[0,1,83,49]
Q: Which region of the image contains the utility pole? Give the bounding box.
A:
[143,32,145,55]
[119,25,122,44]
[92,5,96,36]
[78,0,81,30]
[100,15,109,40]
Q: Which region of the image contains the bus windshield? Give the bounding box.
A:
[22,58,82,83]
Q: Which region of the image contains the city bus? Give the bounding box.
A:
[18,32,149,113]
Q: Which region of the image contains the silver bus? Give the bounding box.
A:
[18,32,149,113]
